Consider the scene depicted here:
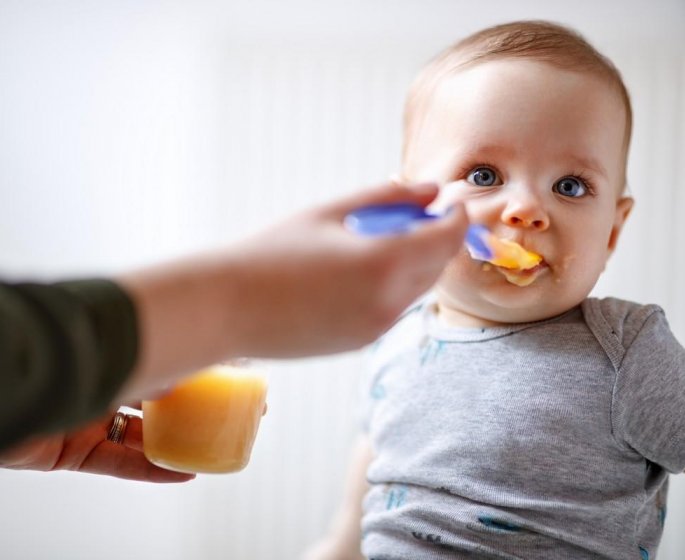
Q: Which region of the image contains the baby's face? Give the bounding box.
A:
[404,59,633,327]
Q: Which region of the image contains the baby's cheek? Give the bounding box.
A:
[436,254,471,289]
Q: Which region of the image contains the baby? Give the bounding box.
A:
[306,21,685,560]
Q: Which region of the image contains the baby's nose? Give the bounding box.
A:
[500,197,549,230]
[504,214,548,229]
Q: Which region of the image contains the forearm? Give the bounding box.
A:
[116,252,248,400]
[2,182,465,446]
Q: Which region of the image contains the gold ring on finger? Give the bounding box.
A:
[106,411,129,445]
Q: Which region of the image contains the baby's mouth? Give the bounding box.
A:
[465,225,547,286]
[493,260,549,287]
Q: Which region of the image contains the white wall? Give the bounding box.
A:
[0,1,684,558]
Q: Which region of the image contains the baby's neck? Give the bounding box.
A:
[436,304,510,329]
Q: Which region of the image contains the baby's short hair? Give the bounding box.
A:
[403,21,632,183]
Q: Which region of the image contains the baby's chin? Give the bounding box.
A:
[435,258,598,326]
[435,285,562,327]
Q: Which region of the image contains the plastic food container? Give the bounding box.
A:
[142,364,267,474]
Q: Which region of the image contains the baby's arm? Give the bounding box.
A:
[302,435,373,560]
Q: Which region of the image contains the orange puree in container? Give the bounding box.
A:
[142,365,267,474]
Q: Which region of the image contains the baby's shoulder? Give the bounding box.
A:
[582,297,669,365]
[585,294,661,318]
[583,296,664,332]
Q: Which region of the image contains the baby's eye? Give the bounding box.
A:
[467,166,500,187]
[553,176,587,198]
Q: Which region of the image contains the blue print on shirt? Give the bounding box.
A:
[370,362,397,400]
[420,339,445,365]
[385,485,408,510]
[477,516,522,533]
[370,383,386,399]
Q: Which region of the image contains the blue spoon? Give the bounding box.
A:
[344,202,493,260]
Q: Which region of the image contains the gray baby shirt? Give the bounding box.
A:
[361,297,685,559]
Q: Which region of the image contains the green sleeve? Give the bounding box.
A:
[0,279,138,450]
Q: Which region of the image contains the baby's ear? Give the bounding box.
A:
[607,196,634,253]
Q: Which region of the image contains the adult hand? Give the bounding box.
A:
[0,408,194,483]
[119,182,467,399]
[229,182,468,357]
